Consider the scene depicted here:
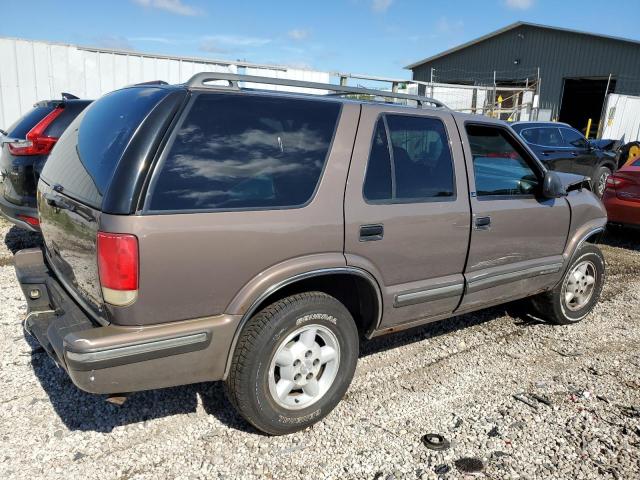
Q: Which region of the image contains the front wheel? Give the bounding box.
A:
[225,292,359,435]
[593,165,612,198]
[531,244,605,324]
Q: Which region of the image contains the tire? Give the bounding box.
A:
[531,244,605,325]
[593,165,612,198]
[225,292,359,435]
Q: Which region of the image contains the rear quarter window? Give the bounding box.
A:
[41,88,170,208]
[147,93,341,212]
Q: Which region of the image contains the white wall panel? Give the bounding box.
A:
[602,93,640,143]
[0,39,21,126]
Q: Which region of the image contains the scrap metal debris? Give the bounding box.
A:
[421,433,451,451]
[106,394,129,406]
[513,393,539,410]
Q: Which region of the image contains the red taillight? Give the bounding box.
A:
[606,175,629,190]
[16,214,40,227]
[8,106,64,156]
[97,232,139,306]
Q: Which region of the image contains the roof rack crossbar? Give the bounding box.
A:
[186,72,448,108]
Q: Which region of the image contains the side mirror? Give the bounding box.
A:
[542,171,567,199]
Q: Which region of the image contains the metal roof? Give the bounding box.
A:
[405,21,640,70]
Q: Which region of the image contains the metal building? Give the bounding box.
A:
[406,22,640,132]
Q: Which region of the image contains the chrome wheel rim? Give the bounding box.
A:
[562,260,597,311]
[268,323,340,410]
[597,171,610,196]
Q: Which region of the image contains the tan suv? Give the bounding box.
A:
[15,73,607,435]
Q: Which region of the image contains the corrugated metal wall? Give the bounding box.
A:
[410,24,640,119]
[0,37,330,128]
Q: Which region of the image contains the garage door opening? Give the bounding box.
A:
[559,77,615,134]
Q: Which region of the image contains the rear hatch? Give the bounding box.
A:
[38,86,179,322]
[0,100,90,208]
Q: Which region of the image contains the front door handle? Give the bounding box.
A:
[360,224,384,241]
[474,216,491,230]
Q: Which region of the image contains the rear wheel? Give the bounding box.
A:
[531,244,605,324]
[225,292,359,435]
[593,165,612,198]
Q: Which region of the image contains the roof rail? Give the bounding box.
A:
[186,72,448,109]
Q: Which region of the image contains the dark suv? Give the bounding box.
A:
[14,74,607,435]
[0,95,91,230]
[511,121,617,197]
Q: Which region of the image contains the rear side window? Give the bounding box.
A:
[363,114,455,203]
[466,124,539,197]
[521,127,563,147]
[6,106,54,138]
[148,93,341,211]
[41,88,169,208]
[560,128,588,148]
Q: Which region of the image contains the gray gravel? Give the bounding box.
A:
[1,216,639,480]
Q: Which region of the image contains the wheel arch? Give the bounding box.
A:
[222,267,382,379]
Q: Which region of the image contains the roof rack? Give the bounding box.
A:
[186,72,448,109]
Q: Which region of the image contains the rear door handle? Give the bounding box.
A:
[359,224,384,241]
[474,216,491,230]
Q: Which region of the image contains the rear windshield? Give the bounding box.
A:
[41,88,169,208]
[6,106,54,138]
[43,101,91,138]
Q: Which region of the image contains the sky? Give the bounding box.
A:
[1,0,639,79]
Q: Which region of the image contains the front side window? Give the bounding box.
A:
[149,94,340,211]
[560,128,588,148]
[466,124,540,198]
[363,115,455,203]
[521,127,563,147]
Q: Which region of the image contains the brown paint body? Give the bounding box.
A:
[20,93,606,394]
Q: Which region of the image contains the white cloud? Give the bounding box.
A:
[288,29,310,41]
[372,0,393,13]
[132,0,200,16]
[505,0,534,9]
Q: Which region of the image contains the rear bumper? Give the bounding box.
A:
[0,193,38,231]
[15,248,241,394]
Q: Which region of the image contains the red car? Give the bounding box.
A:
[603,157,640,227]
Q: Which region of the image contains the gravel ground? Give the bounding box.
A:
[0,216,639,480]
